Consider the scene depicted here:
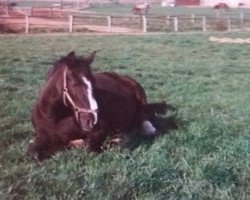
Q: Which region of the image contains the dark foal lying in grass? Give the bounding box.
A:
[28,51,169,161]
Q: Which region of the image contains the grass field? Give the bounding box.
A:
[91,4,250,16]
[13,1,250,16]
[0,32,250,199]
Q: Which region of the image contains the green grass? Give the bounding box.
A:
[0,33,250,199]
[15,1,250,17]
[10,1,59,7]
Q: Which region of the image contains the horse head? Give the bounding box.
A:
[62,51,98,132]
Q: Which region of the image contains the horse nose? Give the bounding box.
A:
[86,119,94,130]
[79,112,97,132]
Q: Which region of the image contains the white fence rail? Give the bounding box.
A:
[1,10,250,34]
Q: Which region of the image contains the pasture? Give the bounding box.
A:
[91,4,250,15]
[0,32,250,199]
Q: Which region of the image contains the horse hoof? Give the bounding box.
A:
[68,139,86,149]
[110,138,122,145]
[141,120,157,137]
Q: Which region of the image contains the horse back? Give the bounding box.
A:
[94,72,147,131]
[94,72,147,105]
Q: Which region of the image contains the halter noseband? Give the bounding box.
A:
[62,69,97,123]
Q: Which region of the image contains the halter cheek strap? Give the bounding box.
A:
[62,69,97,123]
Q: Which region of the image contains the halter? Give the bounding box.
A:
[62,69,98,123]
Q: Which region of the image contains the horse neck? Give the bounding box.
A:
[36,65,73,122]
[40,66,66,107]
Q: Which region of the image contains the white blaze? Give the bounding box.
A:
[82,77,98,124]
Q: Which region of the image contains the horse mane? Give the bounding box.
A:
[47,55,86,79]
[47,56,67,78]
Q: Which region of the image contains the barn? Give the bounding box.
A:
[175,0,200,6]
[169,0,250,8]
[202,0,250,8]
[202,0,240,7]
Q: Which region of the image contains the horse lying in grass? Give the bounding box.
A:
[28,51,169,161]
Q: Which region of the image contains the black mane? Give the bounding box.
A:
[47,55,85,79]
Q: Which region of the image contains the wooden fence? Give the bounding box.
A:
[145,13,249,32]
[1,10,250,34]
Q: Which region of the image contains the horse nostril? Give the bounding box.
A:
[87,119,93,129]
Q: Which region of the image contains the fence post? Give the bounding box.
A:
[31,7,33,17]
[240,13,244,29]
[69,15,73,33]
[6,4,9,16]
[107,16,111,32]
[216,13,220,19]
[174,17,178,32]
[77,0,80,10]
[191,14,195,24]
[25,15,29,34]
[142,15,147,33]
[227,17,231,32]
[202,16,206,31]
[50,7,52,18]
[166,15,170,26]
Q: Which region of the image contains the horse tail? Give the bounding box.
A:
[140,101,176,137]
[143,101,175,116]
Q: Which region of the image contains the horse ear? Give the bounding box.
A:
[85,51,96,65]
[66,51,76,67]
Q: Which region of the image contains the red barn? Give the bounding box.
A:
[175,0,200,6]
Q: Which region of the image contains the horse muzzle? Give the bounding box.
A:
[78,113,96,132]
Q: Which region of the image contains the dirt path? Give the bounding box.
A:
[209,36,250,44]
[1,16,141,33]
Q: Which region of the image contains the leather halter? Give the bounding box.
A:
[62,69,97,123]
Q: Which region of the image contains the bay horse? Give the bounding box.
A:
[214,3,230,11]
[132,3,150,15]
[28,51,167,161]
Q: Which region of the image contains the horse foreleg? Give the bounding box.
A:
[27,135,54,161]
[87,129,108,152]
[57,117,84,143]
[109,133,125,146]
